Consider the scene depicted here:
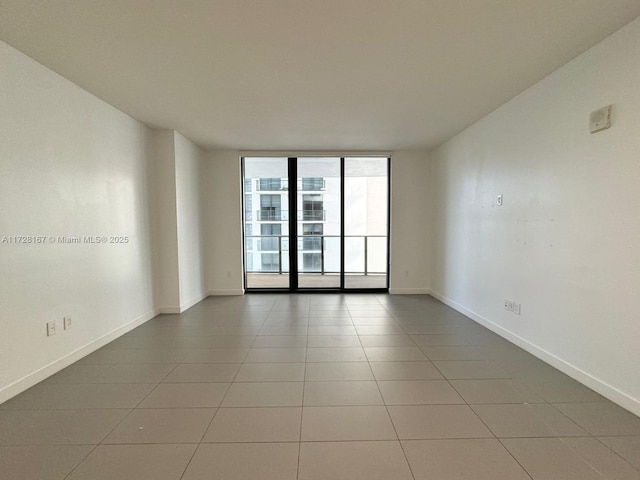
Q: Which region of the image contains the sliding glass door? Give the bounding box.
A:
[243,156,389,292]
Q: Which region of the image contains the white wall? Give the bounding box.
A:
[202,150,245,295]
[390,151,431,293]
[429,18,640,415]
[174,131,206,308]
[149,129,180,311]
[0,40,157,402]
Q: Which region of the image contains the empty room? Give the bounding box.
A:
[1,1,639,479]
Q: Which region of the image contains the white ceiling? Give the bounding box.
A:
[1,1,639,151]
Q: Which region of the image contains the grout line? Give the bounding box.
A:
[361,315,418,480]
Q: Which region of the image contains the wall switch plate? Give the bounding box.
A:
[63,317,72,330]
[590,105,613,133]
[47,321,56,336]
[504,299,510,310]
[513,303,521,315]
[497,194,503,206]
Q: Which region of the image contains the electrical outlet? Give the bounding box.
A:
[497,194,503,206]
[504,299,510,310]
[64,317,72,330]
[47,321,56,336]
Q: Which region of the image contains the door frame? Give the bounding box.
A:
[241,155,391,293]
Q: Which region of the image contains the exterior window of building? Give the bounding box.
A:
[244,194,252,221]
[244,178,252,193]
[245,224,253,250]
[259,178,282,191]
[302,253,322,272]
[302,194,323,221]
[301,177,324,191]
[261,253,280,271]
[260,224,281,251]
[259,195,281,221]
[302,223,322,250]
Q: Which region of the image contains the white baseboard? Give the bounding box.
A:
[157,306,181,314]
[0,308,158,405]
[207,289,245,296]
[389,288,430,295]
[179,292,208,312]
[428,289,640,417]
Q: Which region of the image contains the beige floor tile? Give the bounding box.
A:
[421,346,486,360]
[355,325,406,335]
[388,405,493,439]
[204,407,301,442]
[184,335,256,348]
[561,437,640,480]
[138,383,229,408]
[599,436,640,470]
[410,335,469,346]
[251,336,307,348]
[298,441,413,480]
[244,348,307,363]
[524,375,607,403]
[450,379,544,404]
[235,363,305,382]
[0,383,154,410]
[43,364,112,384]
[378,380,464,405]
[259,326,309,336]
[359,335,415,347]
[554,402,640,435]
[306,335,362,347]
[308,325,357,336]
[222,382,303,407]
[364,347,428,361]
[68,444,196,480]
[304,381,383,406]
[91,364,176,383]
[307,317,353,325]
[162,364,240,383]
[119,349,191,364]
[306,347,367,362]
[104,408,215,443]
[0,445,92,480]
[182,443,298,480]
[301,406,396,441]
[402,439,530,480]
[305,362,373,381]
[0,409,129,445]
[433,360,510,379]
[183,348,248,363]
[502,438,607,480]
[351,317,398,325]
[471,404,587,437]
[370,361,443,380]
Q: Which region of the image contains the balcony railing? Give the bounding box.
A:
[255,210,326,221]
[297,209,325,221]
[256,179,288,191]
[256,210,290,221]
[245,235,387,275]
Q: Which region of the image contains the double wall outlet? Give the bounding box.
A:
[504,299,521,315]
[46,317,72,336]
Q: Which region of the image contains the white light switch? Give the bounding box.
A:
[497,194,503,206]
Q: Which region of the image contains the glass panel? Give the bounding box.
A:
[297,158,341,289]
[244,158,289,289]
[344,157,388,289]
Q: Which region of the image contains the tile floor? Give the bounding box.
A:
[1,294,640,479]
